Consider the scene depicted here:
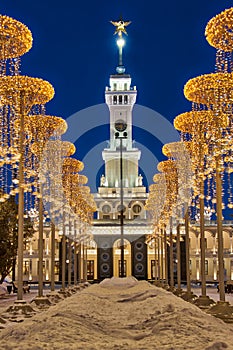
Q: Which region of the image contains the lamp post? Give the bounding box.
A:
[17,92,25,302]
[163,226,168,286]
[73,219,78,285]
[173,112,219,306]
[157,235,160,282]
[62,210,67,291]
[50,221,56,292]
[160,229,164,284]
[24,115,67,301]
[68,228,72,287]
[115,132,127,277]
[183,209,197,301]
[161,141,196,299]
[169,218,174,290]
[176,223,182,293]
[145,173,166,284]
[157,159,179,290]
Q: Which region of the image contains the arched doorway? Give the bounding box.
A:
[113,239,132,277]
[86,239,98,280]
[147,239,157,280]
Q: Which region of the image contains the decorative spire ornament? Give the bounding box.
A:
[110,17,131,74]
[110,18,131,37]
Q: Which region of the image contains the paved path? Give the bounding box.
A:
[0,287,55,313]
[190,286,233,304]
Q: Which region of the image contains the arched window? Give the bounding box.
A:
[117,204,126,213]
[102,205,111,214]
[119,95,122,104]
[113,95,117,104]
[124,95,128,104]
[132,204,142,214]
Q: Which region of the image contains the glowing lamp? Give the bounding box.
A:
[117,38,125,48]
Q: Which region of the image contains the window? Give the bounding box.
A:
[113,95,117,104]
[205,260,208,275]
[151,260,156,279]
[87,260,94,280]
[54,261,59,275]
[117,204,126,213]
[132,204,142,214]
[103,215,110,220]
[23,261,29,275]
[124,83,127,90]
[55,239,59,250]
[118,260,126,277]
[24,240,30,250]
[37,260,45,275]
[113,83,117,91]
[124,95,128,104]
[102,204,111,213]
[119,95,122,104]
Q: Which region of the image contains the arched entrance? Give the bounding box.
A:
[147,239,157,280]
[86,239,98,280]
[113,239,132,277]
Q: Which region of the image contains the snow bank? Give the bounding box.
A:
[99,276,139,288]
[1,278,233,349]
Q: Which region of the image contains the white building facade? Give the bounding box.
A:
[88,51,155,280]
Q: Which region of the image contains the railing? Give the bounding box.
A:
[190,248,233,256]
[106,87,136,92]
[190,220,233,226]
[23,250,57,258]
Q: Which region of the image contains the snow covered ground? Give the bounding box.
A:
[0,277,233,350]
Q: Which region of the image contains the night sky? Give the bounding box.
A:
[0,1,232,215]
[0,0,229,117]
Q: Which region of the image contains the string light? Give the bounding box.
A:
[205,8,233,52]
[0,15,32,59]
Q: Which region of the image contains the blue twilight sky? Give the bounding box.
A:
[0,1,232,210]
[0,0,230,117]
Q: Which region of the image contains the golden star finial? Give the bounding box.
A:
[110,18,131,37]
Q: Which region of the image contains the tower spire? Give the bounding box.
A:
[110,18,131,74]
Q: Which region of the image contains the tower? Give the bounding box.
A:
[92,19,150,281]
[103,20,141,189]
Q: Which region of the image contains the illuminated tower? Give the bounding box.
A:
[93,19,149,282]
[102,20,142,189]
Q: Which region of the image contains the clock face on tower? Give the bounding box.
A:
[115,119,127,132]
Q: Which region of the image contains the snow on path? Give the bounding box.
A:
[1,277,233,350]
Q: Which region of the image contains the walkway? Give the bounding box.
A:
[190,286,233,304]
[0,286,57,312]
